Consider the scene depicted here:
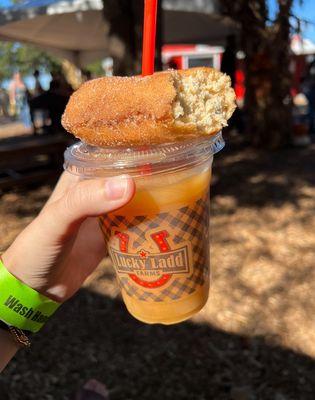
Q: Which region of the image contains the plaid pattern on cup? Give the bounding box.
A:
[99,194,210,302]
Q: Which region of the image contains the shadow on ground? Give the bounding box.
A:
[1,289,315,400]
[212,136,315,209]
[1,137,315,399]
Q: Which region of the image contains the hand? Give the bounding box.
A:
[1,172,135,303]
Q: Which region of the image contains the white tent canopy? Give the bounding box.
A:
[291,34,315,56]
[0,0,237,67]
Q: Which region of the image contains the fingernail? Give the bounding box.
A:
[105,176,129,200]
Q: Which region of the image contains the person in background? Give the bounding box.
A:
[29,69,46,133]
[29,69,73,134]
[33,69,44,97]
[292,89,311,146]
[8,71,32,129]
[0,88,9,118]
[49,71,73,98]
[47,71,73,132]
[302,62,315,134]
[81,69,92,82]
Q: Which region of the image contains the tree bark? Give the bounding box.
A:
[222,0,293,149]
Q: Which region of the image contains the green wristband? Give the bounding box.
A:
[0,259,61,333]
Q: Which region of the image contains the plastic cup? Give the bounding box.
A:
[64,133,224,324]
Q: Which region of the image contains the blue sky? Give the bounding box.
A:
[0,0,11,6]
[268,0,315,40]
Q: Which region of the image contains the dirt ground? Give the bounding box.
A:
[0,117,31,140]
[0,134,315,400]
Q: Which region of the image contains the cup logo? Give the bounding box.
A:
[109,230,192,288]
[99,195,210,302]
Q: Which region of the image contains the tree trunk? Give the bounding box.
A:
[222,0,293,149]
[266,0,293,148]
[102,0,143,75]
[102,0,163,75]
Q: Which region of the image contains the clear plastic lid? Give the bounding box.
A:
[64,132,225,178]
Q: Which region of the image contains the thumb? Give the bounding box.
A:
[41,175,135,236]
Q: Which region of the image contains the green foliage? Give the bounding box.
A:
[84,60,104,77]
[0,41,61,82]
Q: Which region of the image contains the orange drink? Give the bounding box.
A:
[64,133,224,324]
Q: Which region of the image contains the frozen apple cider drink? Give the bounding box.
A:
[64,133,225,324]
[62,0,235,325]
[62,68,235,324]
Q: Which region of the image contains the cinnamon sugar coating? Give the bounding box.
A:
[62,67,236,146]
